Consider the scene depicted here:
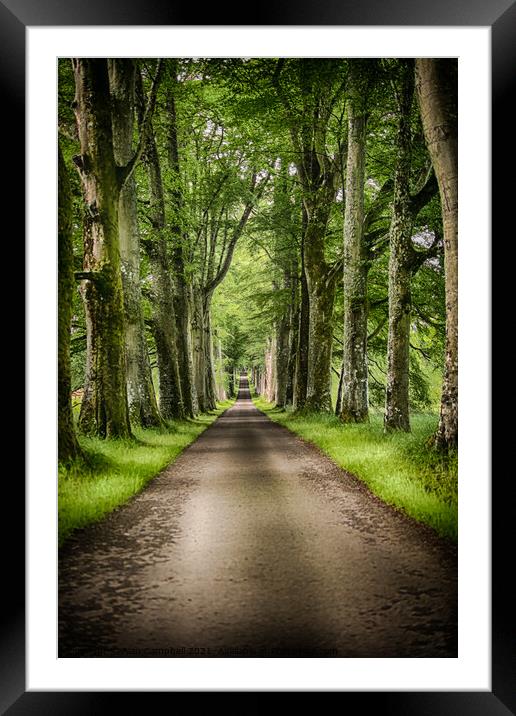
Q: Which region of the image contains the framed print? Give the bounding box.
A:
[4,0,510,710]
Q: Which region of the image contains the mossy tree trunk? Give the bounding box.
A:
[202,307,217,410]
[58,142,82,462]
[191,285,207,413]
[340,70,369,423]
[140,107,184,420]
[73,59,132,439]
[415,59,458,450]
[384,61,415,433]
[384,60,439,432]
[109,59,162,428]
[304,200,336,413]
[273,59,343,414]
[166,62,197,418]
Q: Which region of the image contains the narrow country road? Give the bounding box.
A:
[59,376,457,658]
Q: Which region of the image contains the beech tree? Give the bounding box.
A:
[384,59,439,432]
[137,69,185,420]
[73,59,161,438]
[109,59,162,427]
[415,59,458,449]
[274,59,345,413]
[73,58,133,439]
[165,61,198,418]
[58,56,456,463]
[340,62,370,423]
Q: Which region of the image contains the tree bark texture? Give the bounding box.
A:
[58,143,82,461]
[203,299,218,410]
[73,59,132,439]
[109,59,162,428]
[293,225,310,410]
[384,61,415,433]
[191,285,207,413]
[304,202,335,413]
[263,336,277,403]
[142,126,185,420]
[166,66,198,418]
[341,84,369,423]
[415,59,458,450]
[274,60,340,414]
[285,261,299,406]
[215,335,227,401]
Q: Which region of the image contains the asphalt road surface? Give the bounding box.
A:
[59,375,457,658]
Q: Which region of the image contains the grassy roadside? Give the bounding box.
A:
[252,395,458,541]
[59,400,234,547]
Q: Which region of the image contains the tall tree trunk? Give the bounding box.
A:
[166,63,197,417]
[109,59,161,428]
[384,60,415,432]
[340,74,369,424]
[203,298,218,410]
[174,288,197,417]
[228,366,235,399]
[285,261,299,406]
[304,202,335,413]
[142,125,184,420]
[273,60,342,414]
[263,336,277,403]
[73,59,132,439]
[215,334,226,401]
[415,59,458,450]
[294,224,310,410]
[191,285,207,412]
[58,143,82,462]
[275,272,291,408]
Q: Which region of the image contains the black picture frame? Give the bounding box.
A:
[5,0,509,711]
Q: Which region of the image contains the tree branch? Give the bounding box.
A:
[363,178,394,235]
[410,229,442,273]
[410,342,432,360]
[410,165,438,216]
[368,316,388,341]
[368,356,387,376]
[116,59,164,190]
[74,271,98,281]
[204,172,270,297]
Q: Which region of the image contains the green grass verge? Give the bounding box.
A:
[253,395,457,541]
[59,400,234,547]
